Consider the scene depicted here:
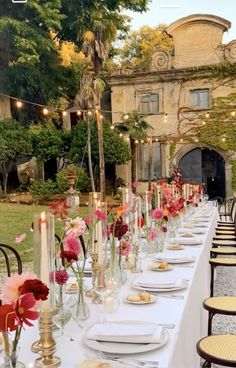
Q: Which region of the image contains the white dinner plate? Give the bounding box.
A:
[167,245,185,250]
[155,256,195,264]
[124,294,156,305]
[83,321,169,354]
[132,279,188,292]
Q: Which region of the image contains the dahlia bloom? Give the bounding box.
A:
[55,270,69,285]
[117,240,131,256]
[0,272,37,304]
[151,208,163,220]
[94,210,107,222]
[64,234,80,255]
[65,216,86,237]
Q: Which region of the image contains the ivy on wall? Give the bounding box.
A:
[231,161,236,192]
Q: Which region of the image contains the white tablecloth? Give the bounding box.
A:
[19,204,219,368]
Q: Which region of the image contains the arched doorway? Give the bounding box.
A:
[179,148,226,199]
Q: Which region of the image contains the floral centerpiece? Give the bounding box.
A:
[0,273,49,368]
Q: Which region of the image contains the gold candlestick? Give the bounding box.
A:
[32,309,61,367]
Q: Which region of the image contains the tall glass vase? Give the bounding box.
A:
[73,277,90,325]
[54,285,72,334]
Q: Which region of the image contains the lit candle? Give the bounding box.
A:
[103,296,115,313]
[40,212,50,311]
[145,191,151,227]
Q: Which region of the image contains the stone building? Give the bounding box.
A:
[107,14,236,199]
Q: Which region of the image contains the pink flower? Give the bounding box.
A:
[84,216,92,225]
[163,187,172,201]
[148,228,158,241]
[132,181,140,188]
[55,270,69,285]
[64,234,80,255]
[94,210,107,222]
[0,272,37,304]
[65,216,86,236]
[14,233,26,244]
[15,292,39,327]
[151,208,163,220]
[117,240,131,256]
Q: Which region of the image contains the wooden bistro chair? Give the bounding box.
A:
[212,239,236,248]
[210,247,236,258]
[197,334,236,367]
[209,257,236,297]
[218,198,236,222]
[203,296,236,335]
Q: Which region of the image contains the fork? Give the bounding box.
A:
[105,356,159,367]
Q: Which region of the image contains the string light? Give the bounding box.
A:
[195,138,199,143]
[202,121,206,125]
[110,125,114,130]
[87,111,92,116]
[141,139,144,143]
[42,108,49,115]
[16,100,23,108]
[155,138,159,142]
[119,133,123,137]
[77,110,81,116]
[231,111,236,117]
[123,114,129,120]
[135,139,139,144]
[62,111,67,116]
[100,114,103,119]
[180,138,183,142]
[206,113,209,118]
[222,137,226,142]
[126,137,130,141]
[147,137,151,143]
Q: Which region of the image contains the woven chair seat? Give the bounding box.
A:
[210,257,236,266]
[212,240,236,247]
[216,230,235,234]
[218,221,234,225]
[214,235,236,240]
[203,296,236,315]
[216,226,235,230]
[210,247,236,255]
[197,334,236,366]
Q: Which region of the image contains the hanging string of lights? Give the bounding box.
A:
[0,91,235,144]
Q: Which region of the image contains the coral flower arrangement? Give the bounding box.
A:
[0,272,49,367]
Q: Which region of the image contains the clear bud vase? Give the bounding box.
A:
[73,278,90,325]
[54,285,72,334]
[0,349,26,368]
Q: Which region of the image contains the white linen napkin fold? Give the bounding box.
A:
[134,274,180,288]
[170,238,201,245]
[86,322,164,343]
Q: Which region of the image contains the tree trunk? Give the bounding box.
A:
[87,118,95,192]
[0,31,11,119]
[96,109,105,201]
[2,162,8,195]
[148,140,153,191]
[130,139,137,194]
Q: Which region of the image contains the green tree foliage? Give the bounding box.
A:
[197,93,236,151]
[0,119,32,194]
[69,120,131,165]
[120,25,173,71]
[30,126,63,163]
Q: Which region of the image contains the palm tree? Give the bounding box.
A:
[117,112,152,193]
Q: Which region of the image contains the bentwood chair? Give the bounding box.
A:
[219,198,236,222]
[210,247,236,258]
[197,334,236,367]
[0,242,22,276]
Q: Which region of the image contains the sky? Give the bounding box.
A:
[126,0,236,43]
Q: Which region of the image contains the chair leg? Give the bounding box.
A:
[210,265,215,297]
[202,361,211,368]
[208,311,214,335]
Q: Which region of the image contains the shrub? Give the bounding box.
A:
[30,179,58,201]
[56,165,91,193]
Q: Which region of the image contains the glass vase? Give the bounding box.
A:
[73,279,90,325]
[54,285,72,334]
[0,349,26,368]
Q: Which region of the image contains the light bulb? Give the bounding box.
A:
[123,114,129,120]
[42,108,49,115]
[135,139,139,144]
[110,125,114,130]
[77,110,81,116]
[16,100,23,108]
[62,111,67,116]
[202,121,206,125]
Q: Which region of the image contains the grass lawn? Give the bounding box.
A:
[0,203,88,271]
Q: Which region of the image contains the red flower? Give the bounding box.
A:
[60,250,78,262]
[49,198,70,218]
[138,217,145,228]
[15,293,39,327]
[19,279,49,301]
[55,270,69,285]
[0,304,17,332]
[110,220,128,240]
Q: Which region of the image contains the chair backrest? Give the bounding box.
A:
[0,243,23,277]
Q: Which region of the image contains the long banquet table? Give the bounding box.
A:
[20,204,219,368]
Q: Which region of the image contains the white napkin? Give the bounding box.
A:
[86,322,164,343]
[170,238,201,245]
[134,274,180,288]
[155,252,192,262]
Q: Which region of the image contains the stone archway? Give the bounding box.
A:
[172,144,233,199]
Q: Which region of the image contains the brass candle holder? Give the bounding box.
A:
[32,309,61,367]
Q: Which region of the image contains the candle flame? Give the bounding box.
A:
[41,212,46,221]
